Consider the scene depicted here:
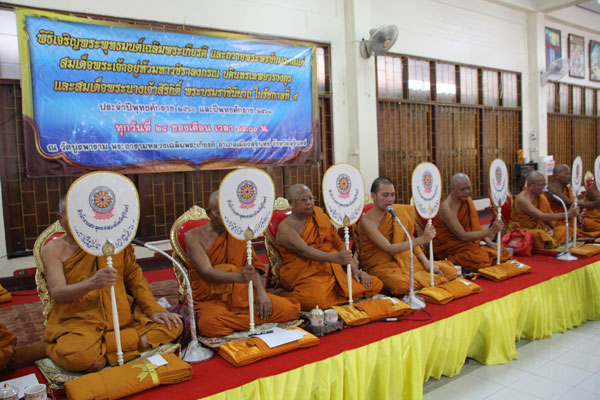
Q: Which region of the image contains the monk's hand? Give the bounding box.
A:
[241,264,255,282]
[489,219,504,234]
[352,266,372,287]
[429,264,443,277]
[89,266,118,289]
[422,224,436,242]
[567,205,579,218]
[256,292,273,319]
[150,311,182,330]
[335,249,354,266]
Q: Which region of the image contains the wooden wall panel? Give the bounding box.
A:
[376,55,521,201]
[377,101,432,204]
[436,107,480,196]
[547,114,572,167]
[482,110,520,194]
[573,116,597,174]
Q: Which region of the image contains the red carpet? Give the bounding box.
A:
[1,253,597,399]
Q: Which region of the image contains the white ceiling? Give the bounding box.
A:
[577,0,600,13]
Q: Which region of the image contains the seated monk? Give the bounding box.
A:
[507,171,578,249]
[186,192,300,337]
[545,164,600,238]
[583,172,600,225]
[358,177,457,296]
[432,173,511,271]
[0,321,16,370]
[276,184,383,310]
[2,321,50,370]
[42,196,183,372]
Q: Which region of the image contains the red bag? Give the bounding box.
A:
[501,229,533,257]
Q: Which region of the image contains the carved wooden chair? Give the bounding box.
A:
[263,197,291,288]
[168,205,210,302]
[33,220,65,322]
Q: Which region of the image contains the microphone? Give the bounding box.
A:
[386,205,425,309]
[132,238,145,247]
[385,205,398,219]
[130,238,213,362]
[542,189,576,261]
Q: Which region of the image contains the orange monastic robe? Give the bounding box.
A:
[545,187,600,238]
[584,191,600,223]
[0,322,16,370]
[432,197,511,270]
[190,231,300,337]
[278,207,383,310]
[358,204,457,296]
[0,283,11,304]
[44,246,182,372]
[508,194,563,249]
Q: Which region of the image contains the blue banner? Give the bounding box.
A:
[18,10,317,175]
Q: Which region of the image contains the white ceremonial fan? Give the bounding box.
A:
[218,168,275,331]
[489,159,509,265]
[322,163,365,304]
[571,156,583,247]
[412,162,442,289]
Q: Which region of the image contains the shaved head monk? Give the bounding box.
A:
[358,177,457,296]
[42,196,183,372]
[545,164,600,238]
[432,173,511,271]
[186,191,300,337]
[276,184,383,310]
[583,173,600,226]
[508,170,578,249]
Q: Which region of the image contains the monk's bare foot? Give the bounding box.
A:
[84,357,107,373]
[7,340,48,370]
[137,334,150,352]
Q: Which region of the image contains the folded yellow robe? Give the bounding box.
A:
[0,284,11,304]
[332,297,413,326]
[419,278,482,305]
[478,260,532,282]
[217,327,319,367]
[64,353,192,400]
[418,286,453,305]
[569,244,600,258]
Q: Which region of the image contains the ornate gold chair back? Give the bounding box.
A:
[263,197,291,287]
[168,205,209,302]
[33,220,65,322]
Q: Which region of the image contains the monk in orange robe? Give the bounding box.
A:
[42,197,182,372]
[432,173,510,271]
[358,177,457,296]
[545,164,600,238]
[186,192,300,337]
[583,172,600,224]
[276,184,383,310]
[0,322,16,370]
[508,171,578,249]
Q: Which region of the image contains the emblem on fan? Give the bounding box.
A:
[89,186,115,220]
[237,180,257,209]
[422,171,433,194]
[336,174,351,199]
[495,166,502,186]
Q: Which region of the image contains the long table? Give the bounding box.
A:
[126,254,600,400]
[4,254,599,400]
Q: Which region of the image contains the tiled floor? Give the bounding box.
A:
[423,319,600,399]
